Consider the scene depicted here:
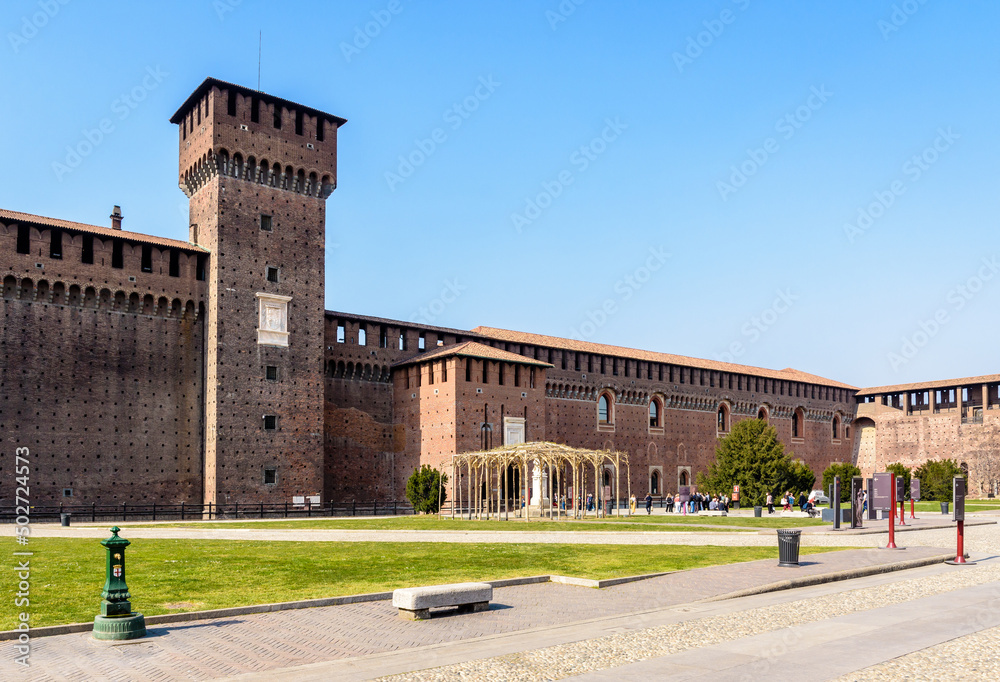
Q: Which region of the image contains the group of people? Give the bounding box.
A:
[652,492,731,514]
[765,491,819,514]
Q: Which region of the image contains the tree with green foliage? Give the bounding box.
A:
[886,462,912,500]
[697,418,815,506]
[406,465,448,514]
[822,462,863,503]
[913,459,964,501]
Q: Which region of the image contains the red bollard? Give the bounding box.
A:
[886,474,897,549]
[955,520,965,563]
[910,499,915,519]
[899,500,905,526]
[945,520,976,565]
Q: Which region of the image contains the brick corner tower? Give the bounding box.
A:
[170,77,346,506]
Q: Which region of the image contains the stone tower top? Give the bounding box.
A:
[170,77,347,199]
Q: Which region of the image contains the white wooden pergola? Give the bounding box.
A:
[450,441,630,521]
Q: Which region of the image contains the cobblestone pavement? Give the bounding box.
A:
[366,522,1000,681]
[1,547,946,681]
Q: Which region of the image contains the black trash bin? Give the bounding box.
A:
[941,502,949,514]
[60,513,71,527]
[777,528,802,567]
[754,506,762,518]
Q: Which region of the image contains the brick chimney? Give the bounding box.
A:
[110,205,123,230]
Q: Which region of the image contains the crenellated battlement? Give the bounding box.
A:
[1,274,204,321]
[0,211,208,293]
[171,77,345,201]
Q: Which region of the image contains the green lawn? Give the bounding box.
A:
[0,538,844,630]
[128,516,766,532]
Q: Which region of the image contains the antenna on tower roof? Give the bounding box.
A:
[257,31,262,90]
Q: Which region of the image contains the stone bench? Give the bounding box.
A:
[392,582,493,620]
[697,510,726,516]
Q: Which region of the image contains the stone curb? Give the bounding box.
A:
[695,552,954,604]
[0,572,669,641]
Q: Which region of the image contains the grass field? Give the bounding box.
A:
[0,538,845,630]
[127,514,822,531]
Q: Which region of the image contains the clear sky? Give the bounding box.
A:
[2,1,997,389]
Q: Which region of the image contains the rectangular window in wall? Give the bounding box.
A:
[17,225,30,254]
[418,333,426,351]
[514,365,521,387]
[82,234,94,264]
[260,214,273,232]
[379,326,388,348]
[263,415,277,430]
[265,365,278,381]
[498,364,505,386]
[111,240,124,269]
[251,98,260,123]
[169,250,180,277]
[441,360,447,382]
[49,229,62,259]
[530,367,536,389]
[482,360,489,384]
[141,245,153,273]
[264,467,276,485]
[266,266,279,283]
[196,254,206,281]
[465,358,472,382]
[337,323,345,343]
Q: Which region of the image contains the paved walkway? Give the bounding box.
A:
[2,547,948,681]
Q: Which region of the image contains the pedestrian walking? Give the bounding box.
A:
[766,492,774,515]
[645,493,652,515]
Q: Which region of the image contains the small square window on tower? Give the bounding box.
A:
[265,365,278,381]
[63,488,73,498]
[260,214,273,232]
[263,415,277,430]
[266,266,279,283]
[263,467,277,485]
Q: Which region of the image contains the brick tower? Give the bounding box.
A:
[170,78,346,506]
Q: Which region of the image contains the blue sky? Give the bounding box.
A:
[2,1,997,388]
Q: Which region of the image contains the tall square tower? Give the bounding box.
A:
[171,78,346,505]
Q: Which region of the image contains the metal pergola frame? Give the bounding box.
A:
[449,442,631,521]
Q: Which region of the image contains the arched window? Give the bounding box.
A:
[757,406,768,423]
[832,415,840,440]
[603,469,611,487]
[679,470,689,486]
[651,471,660,495]
[793,408,804,438]
[598,394,612,425]
[717,403,730,432]
[649,398,661,428]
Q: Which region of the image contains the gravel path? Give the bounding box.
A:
[381,523,1000,681]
